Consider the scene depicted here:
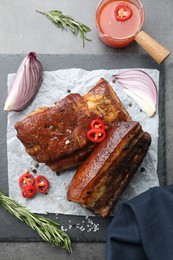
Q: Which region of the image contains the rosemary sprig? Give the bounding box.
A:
[0,191,72,253]
[36,9,91,47]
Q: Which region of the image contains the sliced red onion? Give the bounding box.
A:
[4,52,43,111]
[113,70,158,117]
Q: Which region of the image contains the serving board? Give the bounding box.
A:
[0,54,166,242]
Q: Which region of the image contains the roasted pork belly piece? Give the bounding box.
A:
[14,93,93,162]
[14,78,131,171]
[45,78,132,172]
[67,121,151,217]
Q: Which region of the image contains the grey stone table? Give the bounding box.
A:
[0,0,173,259]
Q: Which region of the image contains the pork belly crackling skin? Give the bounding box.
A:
[67,121,151,217]
[14,78,131,172]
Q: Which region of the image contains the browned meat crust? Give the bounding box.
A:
[83,77,131,122]
[45,143,95,172]
[67,121,151,217]
[14,78,131,171]
[15,93,93,162]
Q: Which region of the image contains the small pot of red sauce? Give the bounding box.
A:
[96,0,170,64]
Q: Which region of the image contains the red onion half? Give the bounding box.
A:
[113,70,158,117]
[4,52,43,111]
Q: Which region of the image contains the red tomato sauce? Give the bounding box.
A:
[96,0,144,48]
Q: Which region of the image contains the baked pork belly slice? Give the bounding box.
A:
[46,143,95,172]
[14,93,92,163]
[67,121,151,217]
[14,78,131,171]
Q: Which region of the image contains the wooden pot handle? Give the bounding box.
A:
[135,30,171,64]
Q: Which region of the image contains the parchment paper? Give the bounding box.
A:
[7,68,160,216]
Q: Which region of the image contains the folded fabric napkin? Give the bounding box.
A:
[106,185,173,260]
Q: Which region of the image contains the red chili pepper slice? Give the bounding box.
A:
[22,185,36,199]
[90,119,107,130]
[35,175,49,193]
[114,4,133,21]
[19,172,35,189]
[87,128,106,143]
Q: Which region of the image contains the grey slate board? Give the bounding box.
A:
[0,54,166,242]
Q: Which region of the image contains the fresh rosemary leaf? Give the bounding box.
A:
[0,191,72,253]
[36,9,91,47]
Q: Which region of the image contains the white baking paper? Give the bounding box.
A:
[7,68,160,216]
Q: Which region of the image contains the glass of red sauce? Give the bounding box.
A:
[96,0,144,48]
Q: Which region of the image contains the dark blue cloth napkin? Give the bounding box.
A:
[106,185,173,260]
